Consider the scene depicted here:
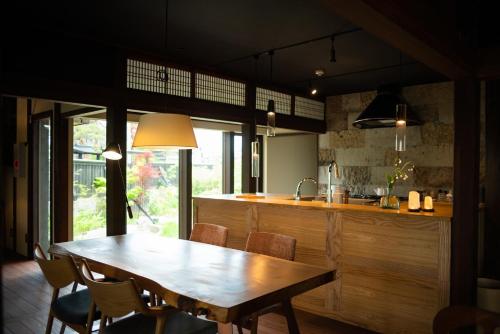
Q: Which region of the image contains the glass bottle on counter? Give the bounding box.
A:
[380,186,400,210]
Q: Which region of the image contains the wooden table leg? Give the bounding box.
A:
[218,322,233,334]
[282,299,300,334]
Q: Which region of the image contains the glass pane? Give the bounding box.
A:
[234,135,242,194]
[126,122,180,238]
[192,129,223,196]
[72,118,107,240]
[37,118,51,250]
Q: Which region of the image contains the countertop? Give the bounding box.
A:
[194,193,453,219]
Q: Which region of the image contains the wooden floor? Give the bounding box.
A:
[1,257,374,334]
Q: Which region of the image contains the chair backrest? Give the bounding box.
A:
[80,259,149,318]
[433,305,500,334]
[33,243,84,288]
[245,231,296,261]
[189,223,229,247]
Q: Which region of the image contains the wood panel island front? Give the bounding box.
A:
[193,194,452,334]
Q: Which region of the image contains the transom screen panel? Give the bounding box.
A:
[127,59,191,97]
[195,73,246,106]
[256,88,291,115]
[294,96,325,120]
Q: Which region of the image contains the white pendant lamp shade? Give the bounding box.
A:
[132,113,198,149]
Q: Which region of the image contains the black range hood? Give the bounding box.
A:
[352,85,421,129]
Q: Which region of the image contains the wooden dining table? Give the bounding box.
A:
[49,234,334,334]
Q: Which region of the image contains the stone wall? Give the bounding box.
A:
[318,81,455,197]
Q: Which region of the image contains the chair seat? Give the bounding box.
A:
[51,288,100,325]
[104,312,217,334]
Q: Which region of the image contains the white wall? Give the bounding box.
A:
[265,134,318,195]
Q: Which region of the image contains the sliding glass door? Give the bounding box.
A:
[33,116,52,250]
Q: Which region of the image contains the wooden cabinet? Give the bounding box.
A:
[193,197,451,334]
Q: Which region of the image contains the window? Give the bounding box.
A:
[192,129,223,196]
[126,122,180,238]
[72,118,107,240]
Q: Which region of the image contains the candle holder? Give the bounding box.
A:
[407,190,421,212]
[422,196,434,212]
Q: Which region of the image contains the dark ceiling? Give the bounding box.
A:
[7,0,447,96]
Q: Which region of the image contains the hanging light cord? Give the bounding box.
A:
[399,50,403,86]
[268,50,274,82]
[158,0,170,85]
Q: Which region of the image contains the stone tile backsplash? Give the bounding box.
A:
[319,81,455,197]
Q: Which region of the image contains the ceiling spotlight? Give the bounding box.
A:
[309,81,318,96]
[314,68,325,77]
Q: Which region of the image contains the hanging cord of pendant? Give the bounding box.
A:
[254,54,259,82]
[159,0,170,89]
[399,50,402,87]
[269,50,274,82]
[253,54,259,130]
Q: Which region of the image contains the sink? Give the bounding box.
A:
[286,196,325,202]
[286,196,379,206]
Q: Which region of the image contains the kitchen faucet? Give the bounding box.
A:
[295,177,317,200]
[327,160,340,204]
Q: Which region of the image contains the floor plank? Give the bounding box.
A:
[2,258,374,334]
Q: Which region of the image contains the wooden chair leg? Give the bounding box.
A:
[250,316,258,334]
[155,315,167,334]
[236,324,244,334]
[45,312,55,334]
[150,293,157,306]
[282,299,300,334]
[98,316,107,334]
[59,324,66,334]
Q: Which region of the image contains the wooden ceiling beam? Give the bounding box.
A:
[323,0,474,79]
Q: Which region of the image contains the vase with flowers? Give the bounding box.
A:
[380,158,414,209]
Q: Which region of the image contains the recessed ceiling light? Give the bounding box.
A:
[314,69,325,77]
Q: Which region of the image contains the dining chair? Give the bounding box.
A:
[433,305,500,333]
[80,259,218,334]
[34,243,99,334]
[235,231,298,334]
[189,223,229,247]
[245,231,296,261]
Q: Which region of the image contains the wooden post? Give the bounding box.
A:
[484,80,500,279]
[179,149,192,240]
[451,78,480,305]
[243,83,257,193]
[52,103,70,243]
[222,132,234,194]
[106,104,127,236]
[242,123,256,193]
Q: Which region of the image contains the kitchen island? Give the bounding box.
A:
[193,194,452,334]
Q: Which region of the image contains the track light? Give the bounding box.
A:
[330,35,336,63]
[309,81,318,96]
